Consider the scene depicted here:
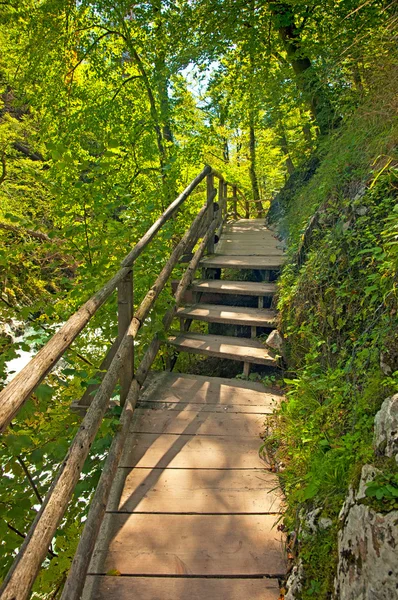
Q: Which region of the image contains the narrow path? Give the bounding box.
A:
[82,219,287,599]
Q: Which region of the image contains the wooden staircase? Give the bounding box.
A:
[168,218,282,377]
[81,218,287,599]
[0,169,287,600]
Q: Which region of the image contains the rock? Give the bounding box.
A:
[335,503,398,599]
[285,559,305,600]
[302,508,321,535]
[299,507,333,535]
[374,394,398,458]
[339,486,355,521]
[355,205,368,216]
[265,329,284,353]
[356,464,381,501]
[0,321,14,344]
[352,182,367,201]
[335,464,398,599]
[342,220,351,232]
[0,318,25,343]
[380,351,393,375]
[319,517,333,530]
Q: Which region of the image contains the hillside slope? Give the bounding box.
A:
[267,67,398,599]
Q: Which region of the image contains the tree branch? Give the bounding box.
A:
[0,222,53,242]
[16,455,42,504]
[6,522,57,558]
[13,142,44,162]
[67,30,125,77]
[0,152,6,184]
[111,74,143,101]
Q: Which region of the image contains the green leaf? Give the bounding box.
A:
[34,384,53,401]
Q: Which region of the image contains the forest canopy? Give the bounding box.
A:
[0,0,397,597]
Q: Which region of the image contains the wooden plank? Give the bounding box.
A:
[167,332,277,366]
[139,372,283,407]
[200,254,285,269]
[176,304,277,327]
[107,467,282,513]
[218,234,280,244]
[138,401,278,414]
[140,371,283,414]
[119,433,268,469]
[88,513,286,575]
[191,279,277,296]
[141,370,283,406]
[216,237,284,256]
[83,575,281,600]
[130,407,268,436]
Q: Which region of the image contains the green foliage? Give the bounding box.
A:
[0,0,397,596]
[268,77,398,597]
[365,472,398,512]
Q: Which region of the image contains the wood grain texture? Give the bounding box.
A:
[78,216,287,598]
[119,433,268,469]
[177,304,277,327]
[88,513,286,575]
[140,371,283,406]
[82,576,281,600]
[108,467,282,513]
[130,407,268,436]
[200,254,285,269]
[167,332,277,366]
[191,279,278,296]
[138,401,278,414]
[216,238,285,256]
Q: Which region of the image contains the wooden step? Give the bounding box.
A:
[191,279,277,296]
[167,332,277,366]
[83,576,281,600]
[138,372,283,411]
[176,303,277,327]
[200,254,285,270]
[119,432,268,469]
[88,513,286,576]
[108,467,282,513]
[130,407,271,436]
[216,238,284,256]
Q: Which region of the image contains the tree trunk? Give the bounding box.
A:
[270,2,339,134]
[248,121,263,218]
[278,127,295,176]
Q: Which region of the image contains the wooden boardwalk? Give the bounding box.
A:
[82,219,286,599]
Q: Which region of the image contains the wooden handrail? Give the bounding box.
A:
[0,166,211,432]
[0,201,212,600]
[60,221,218,600]
[0,160,252,600]
[121,165,211,267]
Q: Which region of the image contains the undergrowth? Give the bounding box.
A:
[267,73,398,599]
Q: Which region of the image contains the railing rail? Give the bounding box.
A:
[0,164,261,600]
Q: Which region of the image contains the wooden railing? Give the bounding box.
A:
[0,165,259,600]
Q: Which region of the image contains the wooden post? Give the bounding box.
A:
[118,270,134,406]
[218,178,224,222]
[245,198,250,219]
[206,173,215,255]
[232,185,238,219]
